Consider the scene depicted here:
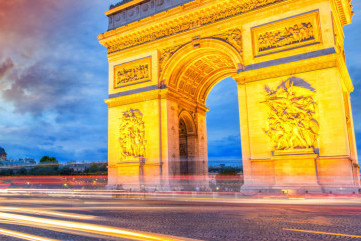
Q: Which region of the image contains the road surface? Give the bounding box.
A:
[0,191,359,240]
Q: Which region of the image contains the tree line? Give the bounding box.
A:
[0,156,107,176]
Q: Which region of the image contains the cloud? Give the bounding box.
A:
[208,135,242,160]
[1,59,77,115]
[349,67,361,132]
[207,77,241,141]
[0,58,14,79]
[0,0,113,161]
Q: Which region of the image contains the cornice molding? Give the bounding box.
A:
[106,0,144,16]
[98,0,286,53]
[333,0,353,26]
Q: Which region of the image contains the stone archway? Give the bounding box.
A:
[161,38,242,105]
[179,117,189,175]
[178,111,197,175]
[99,0,360,193]
[159,39,243,190]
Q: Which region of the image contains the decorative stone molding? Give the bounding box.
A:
[159,44,184,75]
[212,28,243,53]
[159,28,242,76]
[102,0,285,54]
[107,0,195,30]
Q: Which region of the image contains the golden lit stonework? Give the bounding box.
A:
[100,0,359,193]
[264,77,319,150]
[119,109,146,159]
[252,10,321,56]
[103,0,285,54]
[114,57,151,88]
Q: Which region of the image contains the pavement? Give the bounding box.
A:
[0,190,360,240]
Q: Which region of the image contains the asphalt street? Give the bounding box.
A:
[0,192,360,240]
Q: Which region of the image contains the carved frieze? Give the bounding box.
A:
[258,22,314,51]
[252,10,321,57]
[114,57,151,88]
[106,0,285,53]
[159,45,183,75]
[213,28,243,53]
[263,77,319,151]
[119,109,146,159]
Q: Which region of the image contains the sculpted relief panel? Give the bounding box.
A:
[263,77,319,151]
[159,44,183,75]
[252,10,321,56]
[257,22,314,52]
[119,109,147,160]
[114,57,151,88]
[213,28,243,53]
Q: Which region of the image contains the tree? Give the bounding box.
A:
[83,163,107,175]
[215,167,243,192]
[31,156,60,176]
[59,166,74,175]
[17,167,27,176]
[39,156,58,164]
[0,169,14,176]
[28,166,58,176]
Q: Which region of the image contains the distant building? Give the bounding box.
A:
[64,161,91,172]
[24,158,36,165]
[0,158,36,168]
[0,147,6,161]
[0,147,36,169]
[209,163,242,175]
[64,161,107,172]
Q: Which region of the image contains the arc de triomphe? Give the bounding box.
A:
[98,0,360,193]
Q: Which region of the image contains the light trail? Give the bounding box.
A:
[0,227,59,241]
[0,212,199,241]
[283,228,361,238]
[0,207,95,220]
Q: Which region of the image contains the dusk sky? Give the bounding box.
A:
[0,1,360,164]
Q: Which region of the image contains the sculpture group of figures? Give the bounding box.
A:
[116,64,150,85]
[119,109,146,159]
[263,77,320,150]
[258,22,314,52]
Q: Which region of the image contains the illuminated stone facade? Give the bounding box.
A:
[99,0,359,193]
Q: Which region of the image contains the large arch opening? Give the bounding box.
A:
[162,39,244,190]
[178,110,197,176]
[206,77,242,169]
[179,118,189,175]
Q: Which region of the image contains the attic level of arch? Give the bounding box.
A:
[99,0,353,54]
